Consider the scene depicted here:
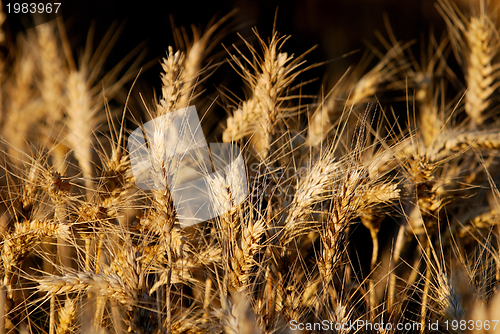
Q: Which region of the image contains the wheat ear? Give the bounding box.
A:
[56,298,76,334]
[283,151,339,243]
[218,291,263,334]
[65,70,96,190]
[2,40,36,161]
[36,23,64,121]
[438,0,500,126]
[38,272,135,308]
[2,220,70,296]
[176,11,235,108]
[223,30,310,159]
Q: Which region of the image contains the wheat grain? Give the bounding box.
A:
[38,272,134,309]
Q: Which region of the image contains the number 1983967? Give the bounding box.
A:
[5,3,61,14]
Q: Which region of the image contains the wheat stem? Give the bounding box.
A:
[49,294,56,334]
[0,284,5,334]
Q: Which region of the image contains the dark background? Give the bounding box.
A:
[2,0,475,133]
[3,0,452,90]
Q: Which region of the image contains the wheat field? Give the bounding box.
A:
[1,0,500,333]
